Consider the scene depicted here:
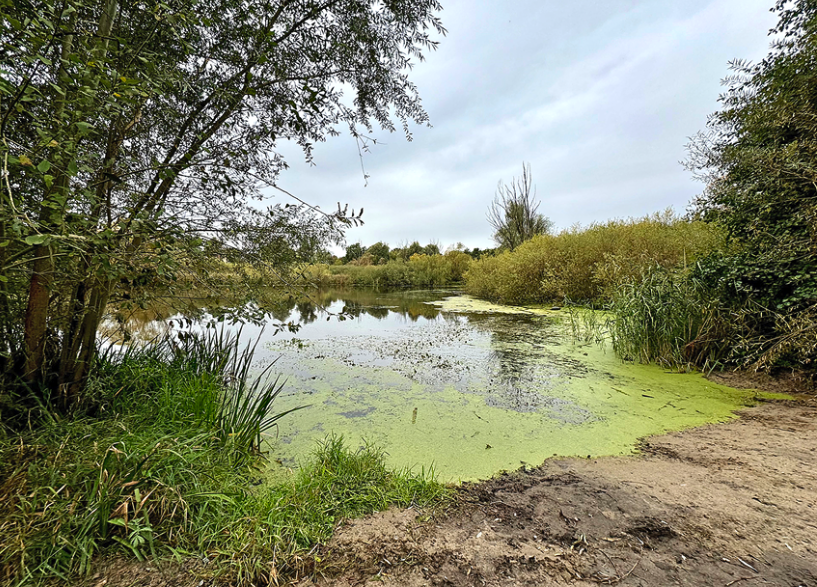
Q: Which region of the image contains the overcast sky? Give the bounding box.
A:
[271,0,779,253]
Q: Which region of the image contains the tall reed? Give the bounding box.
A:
[606,268,723,369]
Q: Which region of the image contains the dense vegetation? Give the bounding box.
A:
[306,249,473,288]
[0,332,447,584]
[5,0,817,582]
[0,1,450,583]
[0,0,443,411]
[464,213,721,306]
[605,0,817,371]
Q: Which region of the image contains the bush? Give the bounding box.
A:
[465,212,722,305]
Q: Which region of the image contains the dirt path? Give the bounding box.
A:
[304,399,817,587]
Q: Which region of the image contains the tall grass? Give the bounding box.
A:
[94,328,298,454]
[465,212,723,306]
[0,332,448,585]
[606,268,729,370]
[606,265,817,372]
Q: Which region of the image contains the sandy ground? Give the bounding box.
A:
[302,397,817,587]
[92,393,817,587]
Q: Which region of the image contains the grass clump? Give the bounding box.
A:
[214,436,448,579]
[605,262,817,372]
[0,332,448,586]
[606,268,727,370]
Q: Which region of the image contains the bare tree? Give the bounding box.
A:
[487,163,553,250]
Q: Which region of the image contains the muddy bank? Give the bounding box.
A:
[303,399,817,587]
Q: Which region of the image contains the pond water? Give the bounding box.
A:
[116,288,770,482]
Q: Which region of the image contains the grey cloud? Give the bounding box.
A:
[263,0,779,251]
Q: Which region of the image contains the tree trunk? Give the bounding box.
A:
[64,281,112,405]
[22,0,120,395]
[22,247,53,383]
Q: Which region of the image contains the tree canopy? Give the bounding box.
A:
[686,0,817,367]
[688,0,817,311]
[0,0,445,406]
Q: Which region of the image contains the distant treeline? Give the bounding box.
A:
[305,249,473,288]
[337,240,495,265]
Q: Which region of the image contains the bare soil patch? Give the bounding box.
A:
[88,397,817,587]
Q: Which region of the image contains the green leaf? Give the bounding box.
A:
[37,159,51,172]
[24,235,48,245]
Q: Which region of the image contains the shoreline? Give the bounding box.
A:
[89,394,817,586]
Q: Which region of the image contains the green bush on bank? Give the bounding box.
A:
[303,250,472,288]
[0,334,448,585]
[607,259,817,372]
[464,213,722,306]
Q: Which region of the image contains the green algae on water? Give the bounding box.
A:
[260,292,774,483]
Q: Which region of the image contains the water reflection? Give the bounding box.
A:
[103,288,451,343]
[103,287,758,481]
[105,288,578,416]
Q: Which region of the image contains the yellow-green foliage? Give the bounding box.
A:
[465,212,723,305]
[302,251,472,288]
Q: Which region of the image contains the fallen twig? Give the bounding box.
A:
[598,548,621,577]
[737,557,759,573]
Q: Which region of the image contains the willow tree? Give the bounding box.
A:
[487,163,552,251]
[0,0,445,407]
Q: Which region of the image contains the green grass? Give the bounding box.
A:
[0,332,449,586]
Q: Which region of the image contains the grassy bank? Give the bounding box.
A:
[464,213,722,306]
[0,333,447,585]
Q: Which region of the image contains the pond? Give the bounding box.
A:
[115,288,770,482]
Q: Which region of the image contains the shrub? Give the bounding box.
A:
[465,212,722,305]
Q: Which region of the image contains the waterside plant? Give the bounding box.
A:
[464,213,722,306]
[0,331,448,586]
